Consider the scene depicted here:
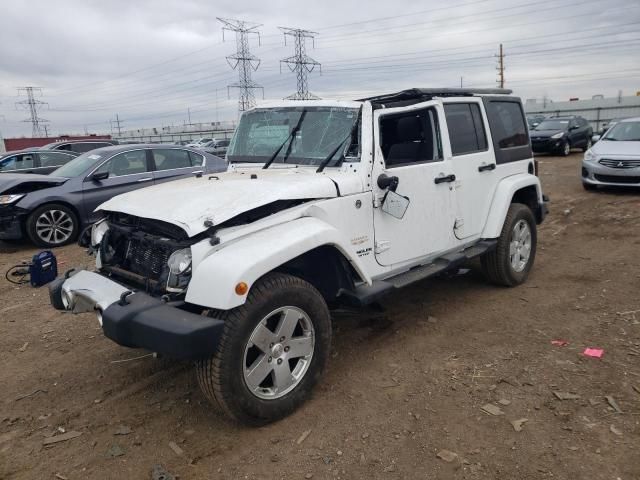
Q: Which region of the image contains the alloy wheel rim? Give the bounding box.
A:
[35,209,73,244]
[564,142,570,155]
[509,219,532,273]
[242,306,315,400]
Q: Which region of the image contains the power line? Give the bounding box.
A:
[279,27,321,100]
[15,87,49,137]
[217,17,264,113]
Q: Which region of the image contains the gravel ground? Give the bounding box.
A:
[1,152,639,480]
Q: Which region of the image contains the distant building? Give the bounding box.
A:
[524,95,640,132]
[114,121,237,144]
[3,134,112,152]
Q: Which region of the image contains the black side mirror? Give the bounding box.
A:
[570,125,579,131]
[377,173,399,192]
[90,171,109,182]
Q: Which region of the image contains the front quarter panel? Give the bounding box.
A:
[186,216,370,310]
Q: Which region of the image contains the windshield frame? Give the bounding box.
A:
[602,121,640,142]
[227,105,362,167]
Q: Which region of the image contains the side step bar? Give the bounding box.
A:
[339,240,497,306]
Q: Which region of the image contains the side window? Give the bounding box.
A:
[485,101,528,149]
[39,152,75,168]
[379,108,441,168]
[444,103,488,155]
[94,150,149,177]
[73,142,108,153]
[0,154,35,171]
[152,149,192,171]
[188,151,204,167]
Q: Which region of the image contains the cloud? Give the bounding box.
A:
[1,0,639,136]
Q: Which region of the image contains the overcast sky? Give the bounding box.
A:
[0,0,639,137]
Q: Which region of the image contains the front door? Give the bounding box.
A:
[82,149,154,223]
[373,102,457,267]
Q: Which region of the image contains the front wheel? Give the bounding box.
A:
[582,138,593,152]
[196,272,331,425]
[26,203,79,247]
[560,140,571,156]
[481,203,537,287]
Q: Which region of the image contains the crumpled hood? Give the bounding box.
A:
[0,173,68,194]
[99,169,364,237]
[592,140,640,156]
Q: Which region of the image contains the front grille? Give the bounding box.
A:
[126,237,174,280]
[594,174,640,184]
[599,158,640,169]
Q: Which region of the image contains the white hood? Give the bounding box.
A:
[98,169,364,237]
[592,140,640,157]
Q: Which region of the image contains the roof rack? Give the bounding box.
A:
[359,88,513,108]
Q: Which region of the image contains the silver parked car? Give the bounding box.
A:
[582,117,640,190]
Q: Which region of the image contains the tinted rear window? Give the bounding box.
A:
[485,101,528,149]
[444,103,488,155]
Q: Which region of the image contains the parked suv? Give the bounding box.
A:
[530,115,593,156]
[49,88,547,425]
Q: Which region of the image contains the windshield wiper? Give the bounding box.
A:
[316,118,360,173]
[263,110,307,169]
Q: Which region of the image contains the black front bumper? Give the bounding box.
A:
[531,138,563,153]
[101,293,225,360]
[0,206,26,240]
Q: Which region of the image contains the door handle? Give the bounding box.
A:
[137,177,153,182]
[434,174,456,184]
[478,163,496,172]
[191,170,204,176]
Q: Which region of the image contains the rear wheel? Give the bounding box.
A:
[196,272,331,425]
[481,203,537,287]
[26,203,79,248]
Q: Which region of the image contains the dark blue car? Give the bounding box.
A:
[0,144,226,247]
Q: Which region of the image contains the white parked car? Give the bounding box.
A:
[582,117,640,190]
[186,137,214,148]
[50,88,547,425]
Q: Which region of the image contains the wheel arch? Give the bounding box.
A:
[186,217,371,311]
[481,174,544,239]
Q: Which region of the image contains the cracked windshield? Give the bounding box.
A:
[227,106,360,166]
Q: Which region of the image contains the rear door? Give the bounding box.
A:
[443,100,498,239]
[36,151,77,174]
[82,149,154,223]
[151,148,204,184]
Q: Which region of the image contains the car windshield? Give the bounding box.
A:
[603,121,640,141]
[534,120,569,131]
[51,151,104,177]
[228,106,361,166]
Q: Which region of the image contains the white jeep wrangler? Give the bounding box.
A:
[50,88,547,425]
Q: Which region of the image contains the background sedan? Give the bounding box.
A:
[0,149,79,175]
[0,145,226,247]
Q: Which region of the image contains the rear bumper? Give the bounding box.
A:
[49,270,224,360]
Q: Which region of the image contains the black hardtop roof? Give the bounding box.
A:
[360,88,513,106]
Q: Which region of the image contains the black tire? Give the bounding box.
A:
[582,138,593,152]
[582,182,597,191]
[196,272,331,425]
[481,203,537,287]
[560,140,571,156]
[26,203,79,248]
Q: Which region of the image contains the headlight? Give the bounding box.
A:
[168,248,192,275]
[551,132,565,139]
[0,194,25,205]
[91,219,109,246]
[584,150,596,162]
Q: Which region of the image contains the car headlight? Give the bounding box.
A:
[168,248,192,275]
[551,132,565,139]
[0,194,25,205]
[584,150,596,162]
[91,219,109,246]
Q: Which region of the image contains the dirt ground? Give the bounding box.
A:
[1,153,639,480]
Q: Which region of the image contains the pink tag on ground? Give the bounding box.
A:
[551,340,569,346]
[583,348,604,358]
